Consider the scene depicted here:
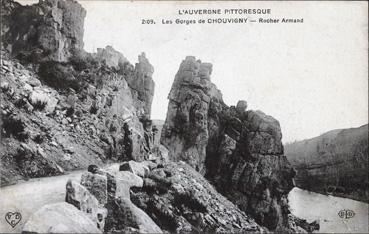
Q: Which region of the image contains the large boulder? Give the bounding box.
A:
[65,179,107,230]
[105,168,144,199]
[113,171,144,189]
[104,198,163,233]
[151,144,169,162]
[160,56,295,231]
[80,168,143,202]
[80,171,114,205]
[119,160,150,178]
[22,202,101,233]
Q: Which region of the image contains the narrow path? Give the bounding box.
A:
[1,171,367,233]
[0,171,83,233]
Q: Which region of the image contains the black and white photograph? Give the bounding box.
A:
[0,0,368,233]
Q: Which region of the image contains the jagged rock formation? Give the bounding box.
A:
[161,56,221,174]
[161,56,296,231]
[93,47,155,118]
[95,45,128,69]
[59,161,266,233]
[285,124,369,202]
[131,161,266,233]
[126,52,155,118]
[2,0,86,62]
[0,0,156,186]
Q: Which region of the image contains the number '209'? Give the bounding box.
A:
[142,19,155,24]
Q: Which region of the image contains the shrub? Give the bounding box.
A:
[2,115,29,141]
[1,82,10,93]
[38,61,81,91]
[32,99,47,111]
[69,50,100,71]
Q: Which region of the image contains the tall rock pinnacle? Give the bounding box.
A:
[161,56,222,173]
[126,52,155,118]
[161,56,296,231]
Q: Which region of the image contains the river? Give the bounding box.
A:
[1,173,368,233]
[289,187,368,233]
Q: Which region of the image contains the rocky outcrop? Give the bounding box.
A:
[0,0,157,185]
[65,179,107,231]
[95,45,128,69]
[285,124,369,203]
[2,0,86,62]
[119,160,150,178]
[63,163,163,233]
[126,52,155,118]
[22,202,102,233]
[105,198,163,233]
[131,161,265,233]
[161,56,296,231]
[60,162,268,233]
[161,56,221,174]
[0,0,21,37]
[0,51,155,185]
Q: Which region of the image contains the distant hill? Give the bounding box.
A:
[285,124,368,202]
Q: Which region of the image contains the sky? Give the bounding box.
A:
[20,1,368,143]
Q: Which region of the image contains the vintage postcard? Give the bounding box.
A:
[0,0,368,233]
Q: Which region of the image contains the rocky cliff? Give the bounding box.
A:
[2,0,86,62]
[285,124,369,203]
[161,56,296,231]
[0,0,156,186]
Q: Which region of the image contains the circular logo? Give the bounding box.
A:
[338,209,355,219]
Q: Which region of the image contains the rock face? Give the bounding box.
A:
[161,56,295,231]
[152,119,164,145]
[65,179,107,231]
[95,45,128,69]
[64,164,163,233]
[2,0,86,62]
[119,160,150,178]
[126,52,155,118]
[131,161,265,233]
[105,198,163,233]
[161,56,221,174]
[0,0,21,37]
[22,202,102,234]
[285,124,369,202]
[0,0,157,185]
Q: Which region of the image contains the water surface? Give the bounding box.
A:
[288,187,368,233]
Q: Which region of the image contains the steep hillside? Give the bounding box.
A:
[285,124,368,202]
[0,0,156,186]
